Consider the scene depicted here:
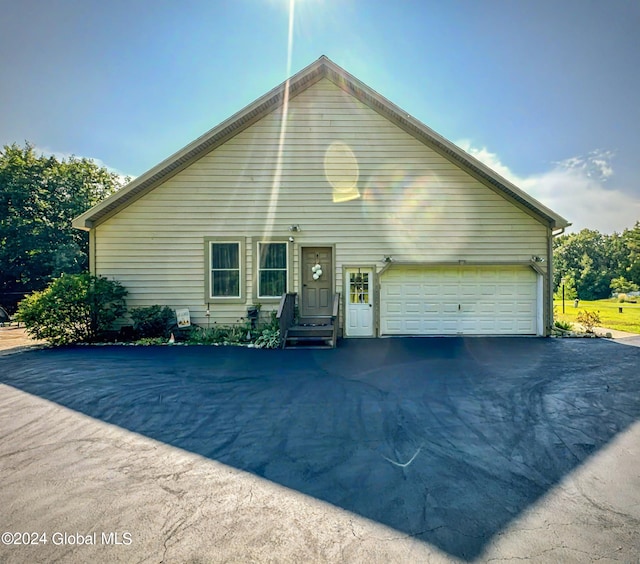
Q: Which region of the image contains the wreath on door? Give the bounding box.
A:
[311,263,323,280]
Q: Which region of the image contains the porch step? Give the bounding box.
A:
[277,293,340,350]
[286,325,333,338]
[283,324,335,349]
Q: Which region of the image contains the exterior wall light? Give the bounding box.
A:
[288,224,301,232]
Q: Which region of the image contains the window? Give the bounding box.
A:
[258,242,287,298]
[349,271,370,304]
[210,241,240,298]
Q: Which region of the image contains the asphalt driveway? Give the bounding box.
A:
[1,338,639,562]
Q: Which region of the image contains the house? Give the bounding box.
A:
[73,56,570,342]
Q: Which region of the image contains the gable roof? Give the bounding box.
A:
[73,55,570,231]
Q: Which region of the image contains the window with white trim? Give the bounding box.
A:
[258,242,288,298]
[210,241,241,298]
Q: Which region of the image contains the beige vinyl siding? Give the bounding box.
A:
[94,78,548,326]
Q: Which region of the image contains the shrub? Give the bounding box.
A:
[135,337,166,346]
[254,327,281,349]
[554,319,573,331]
[188,325,234,345]
[576,310,601,333]
[17,273,127,345]
[264,310,279,331]
[130,305,175,339]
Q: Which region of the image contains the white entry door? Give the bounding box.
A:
[345,268,374,337]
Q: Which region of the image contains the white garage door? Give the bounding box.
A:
[380,266,538,335]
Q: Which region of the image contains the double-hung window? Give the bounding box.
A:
[208,241,241,299]
[258,242,287,299]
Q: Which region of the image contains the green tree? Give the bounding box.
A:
[610,276,639,295]
[577,252,611,300]
[621,221,640,284]
[0,143,126,309]
[554,276,577,300]
[553,229,613,300]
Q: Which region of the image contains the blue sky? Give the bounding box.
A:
[1,0,638,233]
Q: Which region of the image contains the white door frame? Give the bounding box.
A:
[344,266,375,337]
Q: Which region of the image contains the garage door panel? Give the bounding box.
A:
[496,303,516,314]
[517,320,536,332]
[384,301,403,314]
[516,287,534,298]
[422,319,440,331]
[480,287,497,297]
[442,302,459,314]
[478,302,497,314]
[424,302,439,313]
[402,284,421,297]
[497,284,516,296]
[380,266,537,336]
[383,284,403,298]
[440,321,458,333]
[384,319,403,332]
[422,284,447,298]
[460,286,479,298]
[441,286,458,298]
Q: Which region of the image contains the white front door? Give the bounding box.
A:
[345,268,374,337]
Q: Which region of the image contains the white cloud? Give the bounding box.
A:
[456,141,640,234]
[554,149,615,181]
[35,146,134,185]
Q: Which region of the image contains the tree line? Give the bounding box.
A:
[0,143,126,312]
[553,224,640,300]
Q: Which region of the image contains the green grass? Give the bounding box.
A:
[554,299,640,334]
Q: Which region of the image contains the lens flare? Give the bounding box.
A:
[324,141,361,203]
[263,0,296,239]
[362,165,465,260]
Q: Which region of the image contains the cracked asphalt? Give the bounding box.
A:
[1,337,639,563]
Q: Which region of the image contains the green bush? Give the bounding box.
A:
[130,305,175,339]
[187,324,247,345]
[188,325,228,345]
[17,273,127,345]
[135,337,166,346]
[554,319,573,331]
[187,314,277,347]
[254,328,281,349]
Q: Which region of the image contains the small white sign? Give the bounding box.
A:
[176,308,191,328]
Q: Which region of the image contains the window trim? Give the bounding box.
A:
[204,237,245,303]
[255,241,290,301]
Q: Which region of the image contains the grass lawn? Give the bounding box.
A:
[554,299,640,334]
